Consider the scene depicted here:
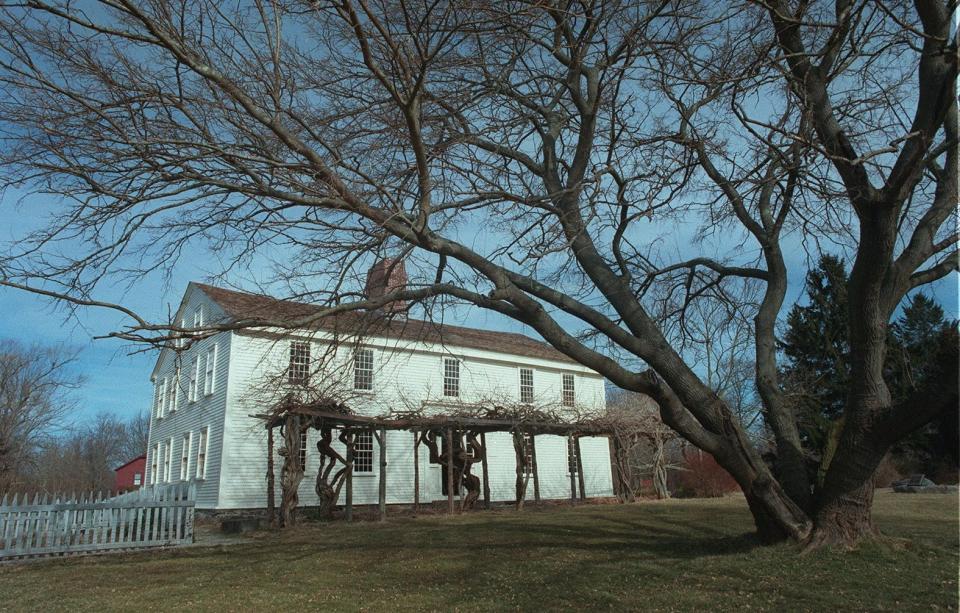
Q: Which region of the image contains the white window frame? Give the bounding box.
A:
[562,373,576,407]
[443,358,460,398]
[204,345,217,396]
[299,431,308,469]
[180,432,192,480]
[176,317,186,348]
[567,436,579,476]
[164,374,176,415]
[196,427,208,479]
[133,472,142,486]
[352,430,374,474]
[171,365,180,413]
[151,444,159,484]
[163,438,173,483]
[522,432,534,476]
[155,379,165,419]
[353,348,374,391]
[193,304,203,328]
[288,341,311,386]
[519,368,535,404]
[189,355,199,402]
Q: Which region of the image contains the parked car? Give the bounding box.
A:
[892,474,957,494]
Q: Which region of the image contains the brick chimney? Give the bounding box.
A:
[364,258,408,314]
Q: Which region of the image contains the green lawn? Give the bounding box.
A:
[0,490,956,612]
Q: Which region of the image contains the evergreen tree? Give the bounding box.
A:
[783,259,958,478]
[781,255,850,461]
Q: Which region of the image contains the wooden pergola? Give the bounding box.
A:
[255,400,618,528]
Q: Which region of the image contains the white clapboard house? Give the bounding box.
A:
[145,267,614,512]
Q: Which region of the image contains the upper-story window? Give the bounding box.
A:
[443,358,460,397]
[193,305,203,328]
[353,348,374,391]
[288,341,311,385]
[172,366,181,412]
[155,378,165,419]
[562,373,575,407]
[353,430,373,473]
[175,317,186,349]
[519,368,534,404]
[189,355,199,402]
[196,427,208,479]
[165,373,177,413]
[204,345,217,395]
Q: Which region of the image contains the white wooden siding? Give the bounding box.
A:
[214,330,612,510]
[145,287,232,509]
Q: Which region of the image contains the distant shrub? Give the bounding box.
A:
[675,450,741,498]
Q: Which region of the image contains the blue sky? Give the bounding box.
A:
[0,187,957,427]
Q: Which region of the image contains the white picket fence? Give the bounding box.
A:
[0,483,196,560]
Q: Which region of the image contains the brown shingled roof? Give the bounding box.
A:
[193,283,577,364]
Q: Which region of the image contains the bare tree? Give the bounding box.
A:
[0,340,79,493]
[606,391,681,500]
[0,1,954,547]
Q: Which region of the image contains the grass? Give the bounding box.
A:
[0,490,956,612]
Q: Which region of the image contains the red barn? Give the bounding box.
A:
[114,455,147,492]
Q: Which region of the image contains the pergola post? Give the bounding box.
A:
[575,436,586,500]
[266,424,276,528]
[480,432,490,510]
[413,431,420,516]
[530,434,541,504]
[345,430,354,523]
[445,427,454,514]
[377,427,387,522]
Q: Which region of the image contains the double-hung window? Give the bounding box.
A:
[165,373,176,414]
[204,345,216,396]
[353,430,374,473]
[353,348,374,391]
[196,427,208,479]
[189,355,199,402]
[288,341,310,385]
[163,439,173,482]
[180,432,192,480]
[193,305,203,328]
[567,436,579,475]
[151,444,160,484]
[299,431,308,469]
[562,373,575,407]
[522,432,534,475]
[443,358,460,398]
[172,366,180,412]
[155,379,165,419]
[519,368,535,404]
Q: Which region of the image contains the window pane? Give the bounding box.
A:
[519,368,534,403]
[288,341,311,385]
[299,431,308,469]
[567,436,578,474]
[205,346,216,395]
[443,358,460,397]
[353,430,374,473]
[562,373,575,406]
[522,432,534,475]
[354,349,374,391]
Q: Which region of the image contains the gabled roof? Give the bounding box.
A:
[114,454,146,472]
[194,283,578,364]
